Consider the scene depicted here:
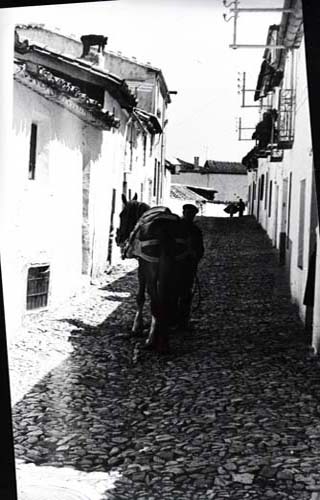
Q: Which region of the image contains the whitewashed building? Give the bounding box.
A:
[1,29,139,340]
[15,24,172,209]
[171,157,248,206]
[1,25,173,341]
[101,50,172,206]
[242,0,320,352]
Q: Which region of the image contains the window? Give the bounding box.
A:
[143,135,147,166]
[260,174,265,200]
[107,189,116,264]
[298,179,306,269]
[157,160,161,201]
[153,159,157,196]
[251,182,256,214]
[28,123,38,180]
[264,172,269,209]
[26,265,50,310]
[268,181,273,217]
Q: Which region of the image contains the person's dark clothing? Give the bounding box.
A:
[178,220,204,327]
[185,222,204,262]
[238,200,245,217]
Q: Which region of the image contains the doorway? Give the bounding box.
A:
[279,178,288,265]
[107,189,116,267]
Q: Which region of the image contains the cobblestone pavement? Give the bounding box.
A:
[9,216,320,499]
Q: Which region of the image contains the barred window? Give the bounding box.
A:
[26,265,50,310]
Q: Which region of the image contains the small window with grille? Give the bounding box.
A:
[26,265,50,310]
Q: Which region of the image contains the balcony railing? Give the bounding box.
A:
[277,89,295,149]
[241,88,295,168]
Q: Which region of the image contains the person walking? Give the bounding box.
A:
[238,198,246,217]
[224,202,238,217]
[179,204,204,329]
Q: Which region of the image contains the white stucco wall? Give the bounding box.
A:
[91,122,129,277]
[0,18,15,341]
[272,42,313,319]
[162,167,172,207]
[285,43,314,313]
[3,82,85,339]
[249,39,315,324]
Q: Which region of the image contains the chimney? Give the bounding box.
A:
[194,156,199,169]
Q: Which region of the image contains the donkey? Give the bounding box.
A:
[116,194,193,353]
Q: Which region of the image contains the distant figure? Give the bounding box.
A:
[179,204,204,328]
[80,35,108,57]
[238,198,245,217]
[224,203,239,217]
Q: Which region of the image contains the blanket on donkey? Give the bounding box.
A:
[124,207,187,262]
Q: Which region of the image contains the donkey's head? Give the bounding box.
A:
[116,193,150,246]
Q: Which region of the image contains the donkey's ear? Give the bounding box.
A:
[122,194,127,205]
[132,193,138,201]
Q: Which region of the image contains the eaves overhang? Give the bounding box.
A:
[15,42,137,110]
[133,108,162,134]
[277,0,303,50]
[14,60,121,130]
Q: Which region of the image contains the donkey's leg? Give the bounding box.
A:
[146,302,169,353]
[145,290,160,348]
[132,264,145,335]
[155,319,169,353]
[145,314,157,348]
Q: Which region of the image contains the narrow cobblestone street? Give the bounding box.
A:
[9,215,320,500]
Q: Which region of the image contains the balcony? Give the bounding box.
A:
[277,89,295,149]
[241,88,294,168]
[270,148,284,162]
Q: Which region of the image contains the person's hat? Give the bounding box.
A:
[183,204,199,214]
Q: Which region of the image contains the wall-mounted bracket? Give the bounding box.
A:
[223,0,293,49]
[237,117,256,141]
[237,72,275,109]
[238,72,261,108]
